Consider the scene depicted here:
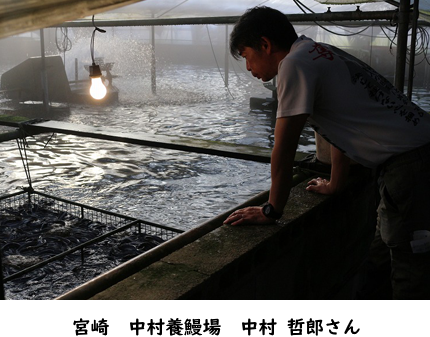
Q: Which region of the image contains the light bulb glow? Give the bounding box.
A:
[90,77,107,100]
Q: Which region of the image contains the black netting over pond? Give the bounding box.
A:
[0,190,182,300]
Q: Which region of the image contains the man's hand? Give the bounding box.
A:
[306,145,351,195]
[306,177,335,195]
[223,206,276,226]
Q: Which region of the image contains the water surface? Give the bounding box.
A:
[0,66,292,231]
[1,65,429,231]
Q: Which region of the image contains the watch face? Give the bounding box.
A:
[263,203,281,219]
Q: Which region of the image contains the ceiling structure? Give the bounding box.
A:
[0,0,402,40]
[81,0,430,24]
[95,0,392,19]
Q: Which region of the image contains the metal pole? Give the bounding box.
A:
[40,28,50,112]
[55,11,402,28]
[395,0,410,92]
[407,0,420,99]
[224,25,229,88]
[151,24,156,95]
[75,58,79,82]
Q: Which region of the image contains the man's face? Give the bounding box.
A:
[240,45,278,82]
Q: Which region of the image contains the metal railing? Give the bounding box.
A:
[0,189,183,298]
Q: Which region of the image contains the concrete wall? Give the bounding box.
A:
[90,167,376,300]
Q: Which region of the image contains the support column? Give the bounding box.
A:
[40,28,50,112]
[395,0,410,92]
[407,0,419,99]
[151,25,156,95]
[224,25,229,88]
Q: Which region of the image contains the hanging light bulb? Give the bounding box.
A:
[89,15,107,100]
[89,64,107,100]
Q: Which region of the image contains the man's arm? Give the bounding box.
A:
[269,114,309,213]
[224,114,308,225]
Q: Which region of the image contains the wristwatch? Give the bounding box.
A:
[262,202,283,220]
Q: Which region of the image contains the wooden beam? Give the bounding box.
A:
[0,0,145,39]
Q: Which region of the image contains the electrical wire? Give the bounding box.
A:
[415,27,430,66]
[293,0,373,37]
[55,27,72,66]
[206,25,235,99]
[381,23,430,67]
[292,0,430,70]
[157,0,188,18]
[90,15,106,65]
[380,24,397,55]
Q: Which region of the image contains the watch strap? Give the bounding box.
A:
[262,202,283,219]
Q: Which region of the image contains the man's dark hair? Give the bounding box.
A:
[230,6,298,60]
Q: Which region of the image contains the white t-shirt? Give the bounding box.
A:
[277,35,430,168]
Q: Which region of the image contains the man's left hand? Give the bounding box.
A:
[223,206,276,226]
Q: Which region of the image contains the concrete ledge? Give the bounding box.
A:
[91,169,375,300]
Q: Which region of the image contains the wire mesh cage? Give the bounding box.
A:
[0,189,183,299]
